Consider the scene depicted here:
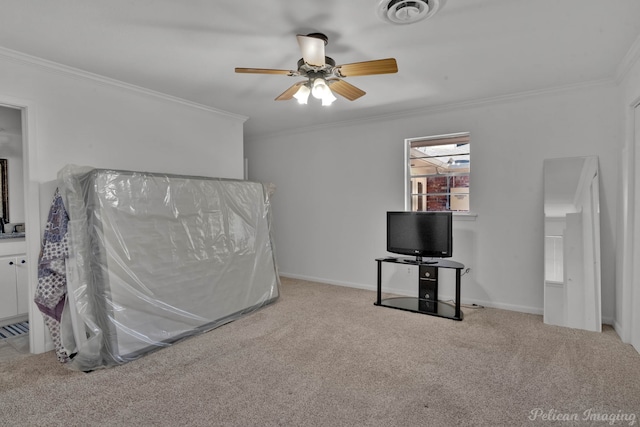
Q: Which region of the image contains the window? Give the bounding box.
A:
[405,133,470,212]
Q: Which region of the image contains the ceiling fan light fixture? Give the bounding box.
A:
[297,34,327,67]
[293,84,310,104]
[236,33,397,104]
[321,90,337,106]
[311,78,329,99]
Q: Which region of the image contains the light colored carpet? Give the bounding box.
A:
[0,334,31,363]
[1,277,639,426]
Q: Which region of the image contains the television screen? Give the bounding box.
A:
[387,211,453,261]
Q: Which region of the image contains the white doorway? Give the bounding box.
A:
[0,96,45,355]
[633,104,640,352]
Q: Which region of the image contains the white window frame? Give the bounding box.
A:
[404,132,474,218]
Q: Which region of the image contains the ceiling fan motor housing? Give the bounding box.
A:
[296,57,338,80]
[376,0,445,25]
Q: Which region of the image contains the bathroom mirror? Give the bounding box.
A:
[0,158,7,222]
[543,156,601,331]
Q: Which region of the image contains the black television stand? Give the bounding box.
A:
[374,257,465,321]
[400,256,439,264]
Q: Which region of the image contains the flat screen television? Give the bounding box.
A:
[387,211,453,263]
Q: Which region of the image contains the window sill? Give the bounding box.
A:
[545,280,564,287]
[453,212,477,221]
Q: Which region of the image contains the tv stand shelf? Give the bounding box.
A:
[374,257,465,321]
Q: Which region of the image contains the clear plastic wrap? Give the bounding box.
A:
[56,165,280,370]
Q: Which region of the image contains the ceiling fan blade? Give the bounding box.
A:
[275,81,306,101]
[296,34,325,67]
[337,58,398,77]
[235,67,293,75]
[328,80,366,101]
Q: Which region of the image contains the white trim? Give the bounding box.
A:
[245,78,615,141]
[278,272,544,316]
[615,33,640,84]
[404,132,470,145]
[0,95,46,354]
[617,97,640,349]
[404,138,411,211]
[279,272,372,291]
[601,315,615,327]
[279,272,618,324]
[453,212,477,221]
[0,46,248,123]
[632,102,640,352]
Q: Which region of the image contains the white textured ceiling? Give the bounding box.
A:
[1,0,639,139]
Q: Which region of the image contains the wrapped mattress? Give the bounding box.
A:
[54,165,280,370]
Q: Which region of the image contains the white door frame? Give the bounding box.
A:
[0,95,46,354]
[632,102,640,352]
[621,99,640,352]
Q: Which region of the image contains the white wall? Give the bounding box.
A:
[0,51,246,181]
[0,49,247,352]
[245,83,620,318]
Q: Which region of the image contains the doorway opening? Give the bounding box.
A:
[0,104,28,358]
[0,97,44,356]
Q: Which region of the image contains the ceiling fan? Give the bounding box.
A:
[235,33,398,106]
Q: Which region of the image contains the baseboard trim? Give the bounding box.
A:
[614,320,628,342]
[279,272,374,292]
[279,272,545,316]
[279,272,620,326]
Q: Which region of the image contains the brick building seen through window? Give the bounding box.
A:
[406,133,470,212]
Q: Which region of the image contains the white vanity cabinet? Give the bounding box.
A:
[0,240,29,323]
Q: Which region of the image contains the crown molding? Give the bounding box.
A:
[246,78,616,142]
[615,33,640,84]
[0,46,248,123]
